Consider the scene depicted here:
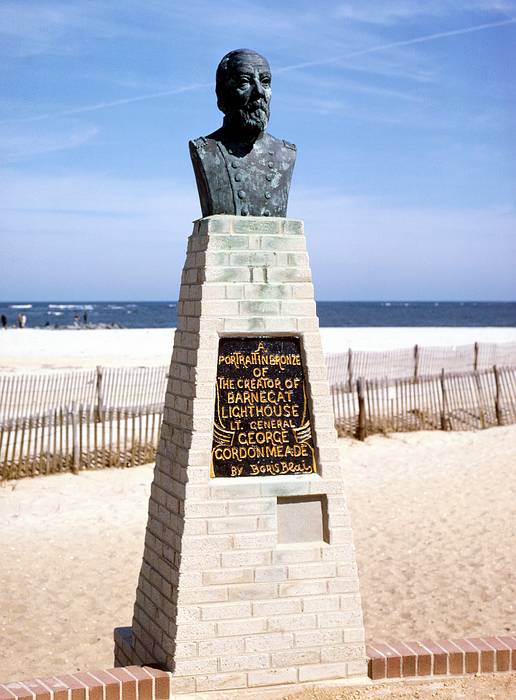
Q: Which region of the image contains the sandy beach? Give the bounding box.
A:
[1,425,515,683]
[1,326,515,696]
[1,326,516,371]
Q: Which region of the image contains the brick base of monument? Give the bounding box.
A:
[2,636,514,700]
[366,635,516,680]
[114,216,368,695]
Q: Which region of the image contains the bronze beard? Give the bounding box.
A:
[223,98,270,139]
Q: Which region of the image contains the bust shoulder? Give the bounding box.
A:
[262,132,296,149]
[191,131,296,154]
[261,133,297,162]
[189,136,217,157]
[189,136,206,148]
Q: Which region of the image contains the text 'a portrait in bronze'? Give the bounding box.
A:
[211,337,317,478]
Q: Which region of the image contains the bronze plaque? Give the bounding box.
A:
[211,337,317,478]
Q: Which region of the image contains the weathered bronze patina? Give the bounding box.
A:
[190,49,296,217]
[212,337,316,478]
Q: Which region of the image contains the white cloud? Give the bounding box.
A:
[0,125,99,161]
[0,170,197,229]
[4,0,514,130]
[0,169,200,300]
[334,1,443,25]
[284,71,423,102]
[278,17,516,74]
[1,171,514,300]
[2,82,212,125]
[333,0,516,25]
[291,188,516,299]
[0,1,151,56]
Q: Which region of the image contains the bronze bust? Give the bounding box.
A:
[189,49,296,218]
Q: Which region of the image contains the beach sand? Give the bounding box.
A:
[1,327,515,697]
[1,326,516,371]
[1,425,515,683]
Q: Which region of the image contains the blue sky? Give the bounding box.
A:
[1,1,515,301]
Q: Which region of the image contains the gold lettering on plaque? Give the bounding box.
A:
[211,337,317,478]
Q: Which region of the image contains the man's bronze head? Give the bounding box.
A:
[215,49,271,138]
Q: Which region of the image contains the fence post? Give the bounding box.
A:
[71,402,79,474]
[96,365,104,422]
[474,342,479,371]
[413,344,419,381]
[347,348,353,392]
[440,369,449,431]
[356,377,366,441]
[493,365,503,426]
[330,384,338,430]
[474,370,486,429]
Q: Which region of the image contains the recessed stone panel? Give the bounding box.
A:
[277,495,329,544]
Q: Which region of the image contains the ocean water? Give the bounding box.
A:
[0,301,515,329]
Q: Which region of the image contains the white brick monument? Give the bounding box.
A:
[114,214,367,696]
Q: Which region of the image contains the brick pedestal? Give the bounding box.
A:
[114,215,367,696]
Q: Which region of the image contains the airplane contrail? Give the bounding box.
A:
[3,82,212,124]
[5,17,515,123]
[276,17,516,73]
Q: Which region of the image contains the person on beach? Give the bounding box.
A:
[17,313,27,328]
[1,314,7,329]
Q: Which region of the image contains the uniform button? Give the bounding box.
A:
[268,161,274,168]
[231,161,238,168]
[266,173,273,181]
[241,207,249,216]
[237,190,246,199]
[263,210,270,216]
[264,192,271,199]
[234,173,242,182]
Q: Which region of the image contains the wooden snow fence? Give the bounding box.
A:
[326,341,516,388]
[332,365,516,440]
[0,366,168,479]
[2,350,516,480]
[0,403,164,480]
[0,366,168,421]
